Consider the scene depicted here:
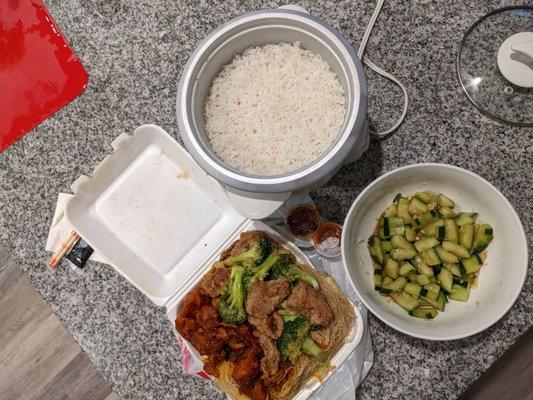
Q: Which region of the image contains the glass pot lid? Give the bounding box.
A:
[457,6,533,126]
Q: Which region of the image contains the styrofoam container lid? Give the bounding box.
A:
[65,124,247,306]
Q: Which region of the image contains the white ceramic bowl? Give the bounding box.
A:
[341,163,528,340]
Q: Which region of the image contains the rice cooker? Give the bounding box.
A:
[177,6,369,218]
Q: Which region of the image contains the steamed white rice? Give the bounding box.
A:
[204,42,346,176]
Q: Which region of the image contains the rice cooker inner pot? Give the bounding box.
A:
[177,9,368,193]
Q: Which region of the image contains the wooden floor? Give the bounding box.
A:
[0,246,117,400]
[460,324,533,400]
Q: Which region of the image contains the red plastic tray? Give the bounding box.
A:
[0,0,88,152]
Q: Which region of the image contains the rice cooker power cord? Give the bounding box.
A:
[358,0,409,138]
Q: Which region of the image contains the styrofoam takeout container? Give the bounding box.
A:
[65,124,364,400]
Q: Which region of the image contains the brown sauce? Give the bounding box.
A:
[285,205,320,238]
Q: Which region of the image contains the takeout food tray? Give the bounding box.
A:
[167,221,364,400]
[64,124,364,399]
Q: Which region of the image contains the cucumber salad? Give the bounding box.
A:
[368,192,494,320]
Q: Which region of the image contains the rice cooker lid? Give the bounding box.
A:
[177,8,368,194]
[457,6,533,126]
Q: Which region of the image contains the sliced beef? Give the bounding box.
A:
[256,332,281,376]
[310,329,331,350]
[285,281,334,327]
[220,230,266,261]
[246,278,290,317]
[249,312,284,339]
[199,263,230,297]
[245,280,289,379]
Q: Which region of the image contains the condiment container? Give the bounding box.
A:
[285,204,320,239]
[65,125,364,399]
[313,222,343,258]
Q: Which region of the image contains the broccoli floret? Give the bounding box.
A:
[218,266,247,324]
[242,252,286,292]
[223,237,272,267]
[268,262,319,290]
[302,336,326,360]
[278,308,300,322]
[277,312,325,362]
[277,316,311,364]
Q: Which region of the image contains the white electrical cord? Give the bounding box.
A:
[358,0,409,138]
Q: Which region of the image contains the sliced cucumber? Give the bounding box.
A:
[384,258,400,279]
[409,306,438,319]
[449,283,470,302]
[421,248,441,266]
[389,291,421,311]
[458,262,467,275]
[405,282,428,297]
[381,217,406,238]
[414,237,440,253]
[460,254,482,275]
[381,240,393,252]
[369,192,492,320]
[392,235,416,251]
[444,219,459,242]
[368,235,384,264]
[374,274,382,290]
[423,290,446,311]
[439,207,456,219]
[442,241,470,259]
[471,224,494,253]
[423,283,441,301]
[399,262,416,276]
[435,245,459,263]
[412,255,435,277]
[384,204,397,217]
[459,223,475,249]
[439,194,455,208]
[415,274,431,286]
[382,275,393,288]
[424,218,445,237]
[393,193,402,204]
[383,276,407,292]
[412,210,440,229]
[397,197,412,224]
[438,268,453,293]
[414,192,434,204]
[444,262,462,277]
[408,197,428,215]
[404,227,416,242]
[456,212,478,226]
[437,226,446,241]
[390,248,417,261]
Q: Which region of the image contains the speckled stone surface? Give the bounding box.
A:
[0,1,531,399]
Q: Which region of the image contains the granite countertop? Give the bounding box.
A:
[1,0,531,399]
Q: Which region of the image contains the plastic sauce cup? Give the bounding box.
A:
[313,222,343,258]
[285,204,320,239]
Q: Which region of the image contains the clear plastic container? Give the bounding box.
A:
[285,204,320,239]
[312,222,342,258]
